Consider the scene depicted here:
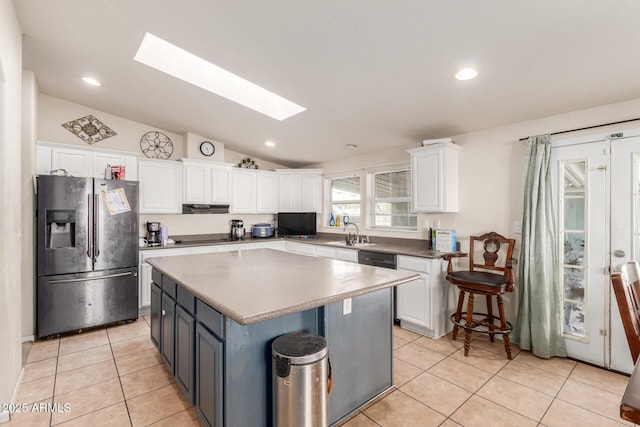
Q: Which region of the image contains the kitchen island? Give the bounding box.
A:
[146,248,419,427]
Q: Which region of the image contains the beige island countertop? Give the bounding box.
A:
[146,248,420,325]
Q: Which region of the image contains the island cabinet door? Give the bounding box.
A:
[150,282,161,350]
[175,305,195,404]
[161,292,176,375]
[195,323,223,427]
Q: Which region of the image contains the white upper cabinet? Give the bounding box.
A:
[211,166,231,204]
[181,159,232,204]
[183,163,210,204]
[36,141,138,180]
[407,142,460,213]
[231,169,278,214]
[138,159,183,214]
[92,151,138,180]
[51,147,91,177]
[276,169,322,212]
[35,141,137,179]
[256,171,277,213]
[231,169,257,213]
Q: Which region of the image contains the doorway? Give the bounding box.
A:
[551,131,640,373]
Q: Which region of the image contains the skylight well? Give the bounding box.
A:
[134,33,305,121]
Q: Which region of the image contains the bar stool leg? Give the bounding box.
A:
[464,293,475,357]
[497,294,512,360]
[452,289,466,340]
[486,295,495,342]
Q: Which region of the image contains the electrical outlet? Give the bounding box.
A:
[422,219,430,229]
[343,298,352,315]
[434,220,441,229]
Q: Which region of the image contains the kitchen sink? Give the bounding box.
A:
[325,240,376,247]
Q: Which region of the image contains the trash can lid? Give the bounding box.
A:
[272,333,328,365]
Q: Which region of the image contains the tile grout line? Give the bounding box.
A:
[398,332,628,426]
[107,326,135,427]
[49,338,60,427]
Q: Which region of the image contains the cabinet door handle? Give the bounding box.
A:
[162,309,166,316]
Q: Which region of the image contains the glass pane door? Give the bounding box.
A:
[560,161,588,339]
[552,139,607,368]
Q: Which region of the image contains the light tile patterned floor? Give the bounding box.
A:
[5,320,634,426]
[344,326,634,427]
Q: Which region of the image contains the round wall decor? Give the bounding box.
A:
[140,131,174,159]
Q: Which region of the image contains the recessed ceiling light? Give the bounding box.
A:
[265,141,276,147]
[82,77,101,87]
[345,144,357,150]
[134,32,306,121]
[453,68,478,81]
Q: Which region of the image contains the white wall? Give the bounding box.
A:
[36,94,287,239]
[39,94,185,158]
[0,1,24,422]
[312,97,640,324]
[21,70,37,338]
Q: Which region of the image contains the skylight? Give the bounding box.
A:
[134,33,306,121]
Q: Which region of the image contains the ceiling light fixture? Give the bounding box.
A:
[345,144,357,150]
[82,77,101,87]
[134,32,306,121]
[453,68,478,81]
[265,141,276,147]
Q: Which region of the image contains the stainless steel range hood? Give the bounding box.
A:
[182,204,230,214]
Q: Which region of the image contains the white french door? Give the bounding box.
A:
[552,140,608,368]
[551,132,640,373]
[610,135,640,373]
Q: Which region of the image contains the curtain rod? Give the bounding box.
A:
[518,117,640,141]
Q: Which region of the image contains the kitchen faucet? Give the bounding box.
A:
[344,222,359,246]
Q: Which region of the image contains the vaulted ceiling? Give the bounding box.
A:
[14,0,640,167]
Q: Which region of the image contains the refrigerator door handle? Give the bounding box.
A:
[49,271,135,284]
[93,194,100,262]
[87,194,93,259]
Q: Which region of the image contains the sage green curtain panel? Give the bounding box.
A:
[513,134,566,358]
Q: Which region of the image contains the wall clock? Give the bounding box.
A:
[200,141,215,156]
[140,131,174,160]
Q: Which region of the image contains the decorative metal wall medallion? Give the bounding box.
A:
[140,131,174,159]
[61,114,117,144]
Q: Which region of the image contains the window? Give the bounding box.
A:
[330,176,361,224]
[373,169,416,229]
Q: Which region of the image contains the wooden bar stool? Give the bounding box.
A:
[443,232,516,359]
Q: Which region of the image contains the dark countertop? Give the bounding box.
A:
[141,232,452,259]
[146,249,420,325]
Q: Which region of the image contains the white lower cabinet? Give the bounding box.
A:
[315,246,336,259]
[334,248,358,263]
[396,256,457,339]
[139,247,193,309]
[285,241,317,256]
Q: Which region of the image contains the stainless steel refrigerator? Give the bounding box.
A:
[36,175,139,338]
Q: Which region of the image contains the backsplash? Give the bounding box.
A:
[139,213,276,238]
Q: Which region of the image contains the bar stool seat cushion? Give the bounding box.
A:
[449,271,507,290]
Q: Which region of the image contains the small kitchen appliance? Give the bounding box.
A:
[230,219,245,241]
[146,221,161,247]
[252,223,274,238]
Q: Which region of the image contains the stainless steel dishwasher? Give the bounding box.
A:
[357,250,399,324]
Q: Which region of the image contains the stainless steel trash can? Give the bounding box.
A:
[272,333,330,427]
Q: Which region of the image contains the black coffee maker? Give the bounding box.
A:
[146,221,161,247]
[229,219,245,241]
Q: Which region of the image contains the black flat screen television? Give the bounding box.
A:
[277,212,317,237]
